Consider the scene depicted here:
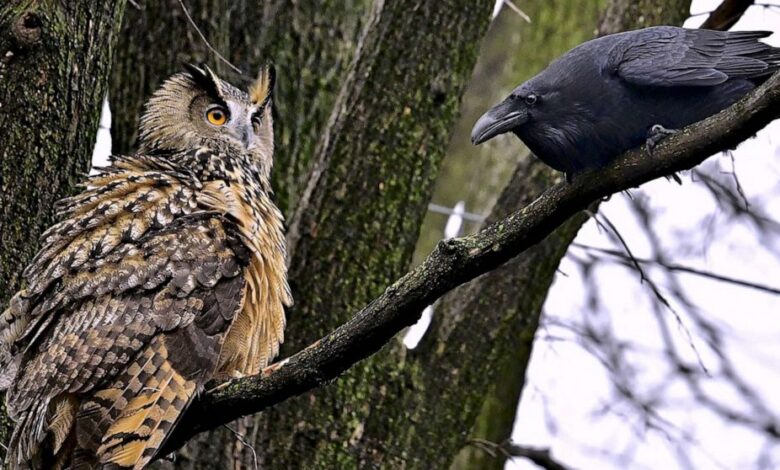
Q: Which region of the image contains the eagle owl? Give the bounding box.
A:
[0,64,292,469]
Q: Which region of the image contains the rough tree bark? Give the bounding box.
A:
[0,1,127,458]
[110,1,492,468]
[108,3,370,466]
[110,0,369,214]
[253,1,494,467]
[444,1,692,468]
[1,1,763,469]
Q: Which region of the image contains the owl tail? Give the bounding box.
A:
[6,394,78,470]
[71,335,198,470]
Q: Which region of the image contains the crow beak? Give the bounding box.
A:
[471,100,528,145]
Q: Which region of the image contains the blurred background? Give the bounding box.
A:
[8,0,779,467]
[406,1,780,468]
[84,1,780,468]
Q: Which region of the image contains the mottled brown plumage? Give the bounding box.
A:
[0,64,291,469]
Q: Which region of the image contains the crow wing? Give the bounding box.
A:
[605,27,780,87]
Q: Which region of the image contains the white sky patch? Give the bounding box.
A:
[89,3,780,467]
[508,2,780,469]
[91,96,112,173]
[404,201,466,348]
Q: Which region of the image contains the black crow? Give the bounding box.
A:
[471,26,780,177]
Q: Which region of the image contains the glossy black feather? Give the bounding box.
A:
[472,26,780,175]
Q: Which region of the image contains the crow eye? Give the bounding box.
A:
[525,94,538,106]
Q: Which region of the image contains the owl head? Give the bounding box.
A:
[138,64,275,168]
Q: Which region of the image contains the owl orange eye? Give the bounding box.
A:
[206,106,228,126]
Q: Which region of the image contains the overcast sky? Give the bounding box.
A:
[90,3,780,468]
[506,2,780,469]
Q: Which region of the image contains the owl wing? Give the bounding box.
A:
[2,157,250,469]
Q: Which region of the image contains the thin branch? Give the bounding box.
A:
[468,438,571,470]
[176,0,243,74]
[573,243,780,296]
[503,1,532,23]
[699,0,754,31]
[723,150,749,211]
[222,424,259,470]
[588,211,647,283]
[160,72,780,457]
[586,211,691,352]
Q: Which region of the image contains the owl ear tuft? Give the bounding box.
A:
[183,63,224,101]
[250,64,275,107]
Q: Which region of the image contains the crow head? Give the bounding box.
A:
[471,85,542,145]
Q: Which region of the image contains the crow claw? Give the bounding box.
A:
[645,124,679,156]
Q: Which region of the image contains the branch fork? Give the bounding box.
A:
[161,71,780,456]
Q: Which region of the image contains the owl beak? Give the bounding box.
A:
[239,124,254,149]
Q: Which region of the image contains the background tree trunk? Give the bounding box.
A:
[110,1,492,468]
[0,1,127,458]
[110,0,370,213]
[252,1,494,467]
[442,1,693,468]
[0,1,725,468]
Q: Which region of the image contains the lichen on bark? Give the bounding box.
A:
[251,1,494,467]
[0,0,128,458]
[110,0,370,214]
[445,1,694,468]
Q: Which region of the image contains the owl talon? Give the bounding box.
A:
[207,371,247,393]
[4,65,290,469]
[207,381,232,393]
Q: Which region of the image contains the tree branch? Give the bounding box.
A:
[161,71,780,456]
[699,0,754,30]
[468,438,572,470]
[573,243,780,295]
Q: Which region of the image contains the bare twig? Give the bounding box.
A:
[699,0,754,31]
[587,210,693,356]
[587,211,647,283]
[176,0,243,74]
[468,438,571,470]
[722,150,750,211]
[573,243,780,296]
[503,1,532,23]
[222,424,259,470]
[159,72,780,458]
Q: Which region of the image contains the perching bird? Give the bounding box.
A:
[471,26,780,176]
[0,64,292,469]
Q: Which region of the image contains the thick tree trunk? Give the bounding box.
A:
[0,0,127,458]
[439,160,590,470]
[253,1,494,467]
[445,1,693,469]
[109,4,371,467]
[110,0,370,213]
[441,4,609,469]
